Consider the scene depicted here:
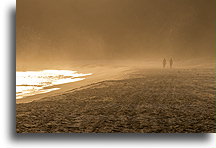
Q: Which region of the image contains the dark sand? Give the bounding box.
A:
[16,68,215,133]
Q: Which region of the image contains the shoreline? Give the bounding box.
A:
[16,66,132,104]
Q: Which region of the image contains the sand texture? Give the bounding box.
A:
[16,68,215,133]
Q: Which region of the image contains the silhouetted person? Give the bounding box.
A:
[163,58,166,68]
[170,58,173,68]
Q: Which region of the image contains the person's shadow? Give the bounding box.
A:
[9,7,209,143]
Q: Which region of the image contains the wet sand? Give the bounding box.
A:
[16,66,131,104]
[16,68,215,133]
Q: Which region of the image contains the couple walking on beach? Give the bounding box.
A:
[163,58,173,68]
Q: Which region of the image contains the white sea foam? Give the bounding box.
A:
[16,70,92,99]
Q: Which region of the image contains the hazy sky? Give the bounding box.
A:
[17,0,215,65]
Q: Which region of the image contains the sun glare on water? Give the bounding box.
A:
[16,70,92,99]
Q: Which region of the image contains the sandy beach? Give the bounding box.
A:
[16,68,215,133]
